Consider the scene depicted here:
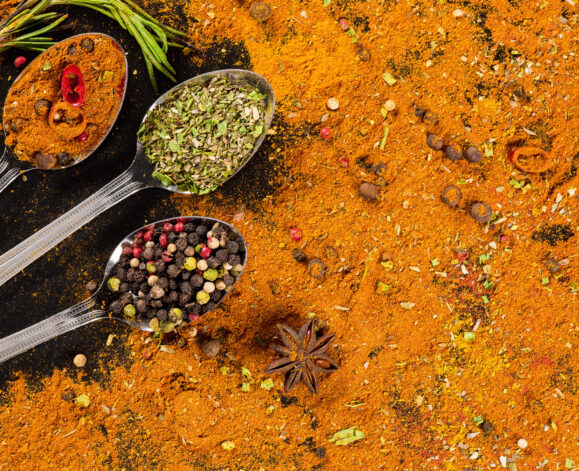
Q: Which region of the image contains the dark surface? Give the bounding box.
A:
[0,6,285,390]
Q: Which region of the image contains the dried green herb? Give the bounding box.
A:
[138,77,267,194]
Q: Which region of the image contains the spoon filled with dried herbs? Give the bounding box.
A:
[0,69,275,287]
[0,216,247,364]
[0,33,128,194]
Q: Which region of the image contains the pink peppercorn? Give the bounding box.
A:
[122,246,133,256]
[174,221,185,232]
[500,234,509,244]
[339,157,349,167]
[320,127,331,139]
[200,245,212,258]
[14,56,27,69]
[188,313,200,324]
[143,230,154,242]
[162,251,174,263]
[159,233,168,248]
[338,18,349,31]
[290,227,303,241]
[132,247,143,258]
[76,131,88,143]
[163,222,173,232]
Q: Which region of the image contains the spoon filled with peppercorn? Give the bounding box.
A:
[0,216,247,364]
[0,68,274,288]
[0,33,128,194]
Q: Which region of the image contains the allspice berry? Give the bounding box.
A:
[73,354,87,367]
[441,185,462,207]
[249,2,272,22]
[426,134,444,150]
[465,146,482,163]
[470,202,493,224]
[359,182,378,201]
[444,146,462,161]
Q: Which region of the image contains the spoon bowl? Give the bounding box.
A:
[0,69,274,287]
[0,215,247,364]
[141,69,276,194]
[0,33,128,193]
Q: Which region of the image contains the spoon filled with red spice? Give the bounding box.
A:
[0,216,247,364]
[0,68,274,287]
[0,33,128,194]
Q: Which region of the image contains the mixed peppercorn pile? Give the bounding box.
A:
[104,218,245,333]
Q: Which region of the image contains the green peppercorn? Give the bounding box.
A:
[146,261,157,273]
[196,290,211,305]
[203,268,219,281]
[160,320,176,333]
[149,318,161,332]
[123,304,136,319]
[195,243,204,254]
[184,257,197,271]
[169,308,183,323]
[107,277,121,292]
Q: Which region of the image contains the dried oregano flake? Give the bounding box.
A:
[138,76,267,194]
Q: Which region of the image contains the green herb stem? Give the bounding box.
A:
[0,0,196,91]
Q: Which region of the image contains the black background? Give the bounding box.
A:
[0,5,284,390]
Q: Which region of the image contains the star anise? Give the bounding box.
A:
[264,318,339,394]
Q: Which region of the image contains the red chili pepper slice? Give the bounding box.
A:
[61,65,86,107]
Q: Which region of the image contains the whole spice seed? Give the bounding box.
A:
[444,146,462,162]
[441,185,462,207]
[14,56,27,68]
[73,354,86,367]
[308,258,325,279]
[470,202,493,224]
[292,248,306,262]
[327,98,339,110]
[290,227,303,241]
[138,76,267,194]
[357,46,371,61]
[320,127,331,139]
[359,182,378,201]
[426,134,444,150]
[249,2,272,22]
[465,146,482,163]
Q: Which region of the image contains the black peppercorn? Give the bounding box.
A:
[80,37,94,52]
[292,248,307,262]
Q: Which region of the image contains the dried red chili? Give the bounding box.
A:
[61,65,86,107]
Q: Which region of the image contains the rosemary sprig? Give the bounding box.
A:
[0,0,197,90]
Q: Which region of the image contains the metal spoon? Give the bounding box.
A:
[0,68,275,287]
[0,33,128,193]
[0,215,247,364]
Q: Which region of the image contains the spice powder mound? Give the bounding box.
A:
[1,0,578,470]
[2,33,126,168]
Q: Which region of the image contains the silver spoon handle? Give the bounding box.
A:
[0,167,145,286]
[0,159,21,195]
[0,298,105,364]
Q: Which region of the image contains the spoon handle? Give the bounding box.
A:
[0,298,105,364]
[0,166,146,286]
[0,158,21,195]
